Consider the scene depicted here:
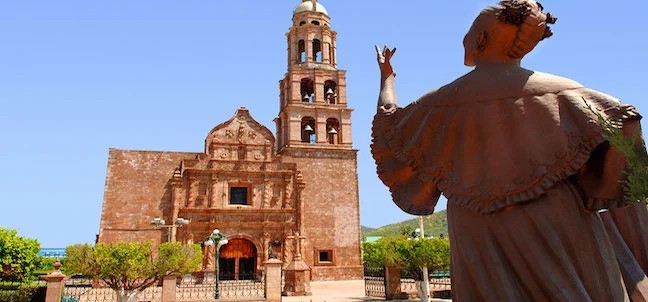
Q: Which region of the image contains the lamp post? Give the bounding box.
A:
[205,228,228,299]
[150,217,190,242]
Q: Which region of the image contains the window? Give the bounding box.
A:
[311,20,320,26]
[229,187,248,205]
[316,249,334,265]
[319,250,332,262]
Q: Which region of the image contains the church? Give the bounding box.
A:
[97,0,363,281]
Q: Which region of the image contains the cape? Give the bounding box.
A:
[371,71,641,215]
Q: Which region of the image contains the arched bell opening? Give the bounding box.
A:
[324,80,337,104]
[326,118,340,145]
[313,39,322,62]
[300,78,315,103]
[301,117,316,144]
[298,40,306,63]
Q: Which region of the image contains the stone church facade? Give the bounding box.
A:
[97,0,363,281]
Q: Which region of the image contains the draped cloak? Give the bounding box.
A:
[371,69,642,301]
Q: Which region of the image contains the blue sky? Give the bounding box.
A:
[1,1,646,247]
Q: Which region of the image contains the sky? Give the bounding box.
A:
[1,1,647,248]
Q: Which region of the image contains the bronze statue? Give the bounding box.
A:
[372,0,646,300]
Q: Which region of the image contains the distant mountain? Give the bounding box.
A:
[361,225,377,234]
[362,210,448,238]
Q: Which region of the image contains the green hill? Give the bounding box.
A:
[362,210,448,239]
[361,225,377,234]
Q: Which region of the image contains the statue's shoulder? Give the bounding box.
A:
[410,69,585,109]
[524,71,584,95]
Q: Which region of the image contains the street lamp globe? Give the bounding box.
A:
[175,218,190,226]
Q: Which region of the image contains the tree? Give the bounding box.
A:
[399,225,416,238]
[65,242,202,302]
[363,236,451,301]
[0,227,40,283]
[363,236,450,275]
[589,103,648,202]
[404,238,451,278]
[363,235,409,268]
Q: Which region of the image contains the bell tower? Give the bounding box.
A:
[275,0,353,151]
[273,1,363,281]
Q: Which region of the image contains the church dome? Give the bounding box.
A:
[293,0,328,16]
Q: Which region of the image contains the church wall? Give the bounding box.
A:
[281,148,363,280]
[98,149,200,244]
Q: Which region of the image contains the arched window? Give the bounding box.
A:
[324,80,337,104]
[301,117,316,144]
[299,21,306,26]
[300,78,314,103]
[298,40,306,63]
[313,39,322,63]
[311,20,320,26]
[326,118,340,144]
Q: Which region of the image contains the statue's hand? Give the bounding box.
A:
[375,44,397,79]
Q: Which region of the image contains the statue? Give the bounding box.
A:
[372,1,646,300]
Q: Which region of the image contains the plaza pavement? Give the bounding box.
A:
[281,280,451,302]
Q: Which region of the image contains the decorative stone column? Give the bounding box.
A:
[264,259,283,302]
[162,275,177,302]
[41,259,65,302]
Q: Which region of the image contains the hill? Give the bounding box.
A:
[361,225,377,234]
[362,210,448,238]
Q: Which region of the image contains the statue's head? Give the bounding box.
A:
[463,0,556,66]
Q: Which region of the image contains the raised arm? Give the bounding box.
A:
[376,45,398,115]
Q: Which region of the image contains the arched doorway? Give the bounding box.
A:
[219,238,257,280]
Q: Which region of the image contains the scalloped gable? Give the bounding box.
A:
[204,107,275,158]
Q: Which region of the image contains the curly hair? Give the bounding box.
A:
[497,0,532,26]
[494,0,556,58]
